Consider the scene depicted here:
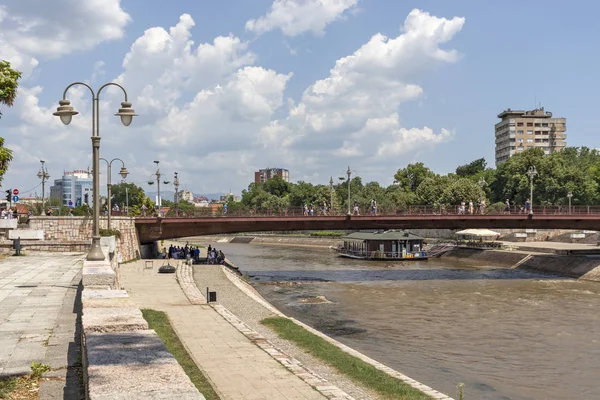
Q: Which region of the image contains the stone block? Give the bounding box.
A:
[82,308,148,333]
[8,230,44,240]
[100,236,116,254]
[82,263,115,287]
[0,219,18,229]
[83,296,137,309]
[83,289,129,300]
[85,330,204,400]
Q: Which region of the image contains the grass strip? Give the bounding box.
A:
[0,377,17,398]
[261,317,433,400]
[141,309,220,400]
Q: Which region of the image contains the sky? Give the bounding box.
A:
[1,0,599,199]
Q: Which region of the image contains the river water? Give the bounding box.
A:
[205,241,600,400]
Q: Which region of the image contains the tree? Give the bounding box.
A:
[440,178,484,207]
[456,158,487,177]
[110,182,146,209]
[0,61,18,184]
[263,175,291,197]
[394,163,435,192]
[0,60,21,118]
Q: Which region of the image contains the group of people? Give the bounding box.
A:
[458,200,487,215]
[1,208,19,219]
[166,243,226,265]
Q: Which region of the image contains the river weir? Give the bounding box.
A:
[191,239,600,400]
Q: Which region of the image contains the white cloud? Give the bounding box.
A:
[261,9,464,177]
[0,0,130,76]
[116,14,256,118]
[2,9,466,197]
[246,0,358,36]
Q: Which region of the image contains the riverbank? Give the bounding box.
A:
[443,247,600,281]
[182,235,600,282]
[192,262,455,399]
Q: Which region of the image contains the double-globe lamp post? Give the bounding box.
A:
[100,158,129,229]
[148,161,170,216]
[53,82,136,261]
[329,176,334,215]
[173,172,180,217]
[526,166,538,215]
[37,160,50,213]
[567,191,573,214]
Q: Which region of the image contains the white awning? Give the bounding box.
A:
[455,229,500,237]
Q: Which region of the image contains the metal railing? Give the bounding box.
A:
[128,204,600,218]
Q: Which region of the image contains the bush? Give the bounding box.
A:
[309,231,345,237]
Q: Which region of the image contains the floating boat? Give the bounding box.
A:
[332,230,429,261]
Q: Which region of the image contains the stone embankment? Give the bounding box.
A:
[80,250,204,399]
[192,263,455,400]
[443,247,600,281]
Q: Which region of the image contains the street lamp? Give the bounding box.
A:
[478,177,487,213]
[346,166,351,215]
[148,161,170,216]
[37,160,50,213]
[53,82,136,261]
[567,191,573,214]
[100,158,128,229]
[526,166,538,215]
[329,176,334,215]
[173,172,180,217]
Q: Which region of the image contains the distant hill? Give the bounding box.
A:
[145,191,225,202]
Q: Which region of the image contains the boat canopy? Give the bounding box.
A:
[342,230,424,242]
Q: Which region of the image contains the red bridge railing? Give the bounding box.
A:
[124,205,600,218]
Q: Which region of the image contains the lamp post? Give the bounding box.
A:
[149,161,170,216]
[526,166,538,215]
[100,158,128,229]
[329,176,334,215]
[567,191,573,214]
[346,166,352,215]
[173,172,180,217]
[478,177,486,213]
[37,160,50,213]
[53,82,136,261]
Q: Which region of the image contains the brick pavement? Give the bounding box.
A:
[120,260,326,400]
[0,252,85,398]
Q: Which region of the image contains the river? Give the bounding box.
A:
[203,241,600,400]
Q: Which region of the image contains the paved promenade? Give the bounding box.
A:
[0,253,84,398]
[119,260,326,400]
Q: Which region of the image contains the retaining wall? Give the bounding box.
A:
[80,260,204,399]
[28,216,140,261]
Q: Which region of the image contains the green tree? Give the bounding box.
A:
[110,182,145,209]
[440,178,484,206]
[263,175,291,197]
[0,60,21,118]
[394,162,435,192]
[416,175,452,206]
[456,158,487,177]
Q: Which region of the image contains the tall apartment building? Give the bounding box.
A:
[49,169,94,207]
[495,107,567,164]
[254,168,289,183]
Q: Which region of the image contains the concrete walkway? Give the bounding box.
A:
[120,260,326,400]
[0,252,85,398]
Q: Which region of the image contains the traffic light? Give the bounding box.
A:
[84,193,89,205]
[5,189,11,203]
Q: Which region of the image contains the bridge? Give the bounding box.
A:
[134,212,600,243]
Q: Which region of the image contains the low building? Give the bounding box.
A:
[219,191,241,202]
[176,189,194,203]
[193,196,210,208]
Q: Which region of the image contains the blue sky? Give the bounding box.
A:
[1,0,599,198]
